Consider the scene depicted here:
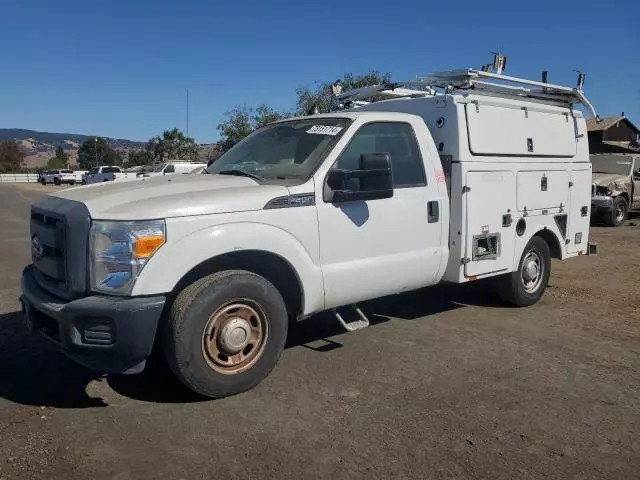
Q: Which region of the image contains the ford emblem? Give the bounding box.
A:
[31,235,44,260]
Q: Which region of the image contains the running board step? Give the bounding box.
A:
[333,305,370,332]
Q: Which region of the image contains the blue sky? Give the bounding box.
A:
[1,0,638,143]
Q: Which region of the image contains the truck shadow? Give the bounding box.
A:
[0,311,108,408]
[0,282,504,407]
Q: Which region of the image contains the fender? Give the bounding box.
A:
[132,220,325,315]
[512,217,565,267]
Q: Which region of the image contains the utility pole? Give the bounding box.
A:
[186,89,190,137]
[94,137,98,168]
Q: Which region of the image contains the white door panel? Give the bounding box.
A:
[466,103,576,157]
[465,171,516,277]
[315,117,444,310]
[567,168,592,253]
[318,188,441,309]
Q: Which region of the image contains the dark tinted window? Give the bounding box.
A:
[102,167,120,173]
[165,164,175,173]
[335,122,426,187]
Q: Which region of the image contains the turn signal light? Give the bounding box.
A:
[134,236,165,258]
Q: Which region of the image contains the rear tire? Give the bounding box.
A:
[497,236,551,307]
[53,178,60,185]
[607,196,628,227]
[164,270,288,398]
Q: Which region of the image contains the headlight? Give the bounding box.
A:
[90,219,166,295]
[607,182,615,195]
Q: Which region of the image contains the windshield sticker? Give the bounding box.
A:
[306,125,343,136]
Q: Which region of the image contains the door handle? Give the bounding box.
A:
[428,201,439,223]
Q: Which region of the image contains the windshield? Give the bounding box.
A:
[61,169,73,174]
[590,156,633,175]
[151,163,167,173]
[207,118,351,183]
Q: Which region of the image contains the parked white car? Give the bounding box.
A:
[40,169,77,185]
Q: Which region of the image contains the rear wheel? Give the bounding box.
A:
[607,196,628,227]
[53,177,60,185]
[164,270,288,398]
[70,180,76,185]
[497,236,551,307]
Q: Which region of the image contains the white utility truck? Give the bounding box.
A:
[20,56,597,398]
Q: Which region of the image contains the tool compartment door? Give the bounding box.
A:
[464,171,516,277]
[516,170,570,212]
[566,168,592,254]
[465,103,577,157]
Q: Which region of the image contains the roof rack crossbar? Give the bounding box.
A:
[332,66,598,120]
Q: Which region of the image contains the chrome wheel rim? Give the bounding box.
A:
[521,251,543,293]
[202,302,268,375]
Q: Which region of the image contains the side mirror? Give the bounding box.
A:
[326,153,393,203]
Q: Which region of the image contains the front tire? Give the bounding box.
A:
[607,196,628,227]
[497,236,551,307]
[164,270,288,398]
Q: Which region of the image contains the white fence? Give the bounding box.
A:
[0,173,40,183]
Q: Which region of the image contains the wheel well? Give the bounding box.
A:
[534,228,562,260]
[618,192,630,205]
[172,250,304,318]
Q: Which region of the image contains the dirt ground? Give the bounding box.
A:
[0,183,639,480]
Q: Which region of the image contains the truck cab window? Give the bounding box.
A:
[335,122,426,188]
[165,164,175,173]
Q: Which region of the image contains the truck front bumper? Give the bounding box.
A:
[591,195,614,218]
[19,265,166,374]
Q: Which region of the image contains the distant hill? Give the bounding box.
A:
[0,128,146,152]
[0,128,219,169]
[0,128,147,169]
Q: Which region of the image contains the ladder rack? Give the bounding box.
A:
[331,56,599,120]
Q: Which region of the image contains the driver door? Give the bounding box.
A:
[633,157,640,209]
[315,118,445,310]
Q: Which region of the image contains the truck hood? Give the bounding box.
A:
[52,174,290,220]
[592,173,625,186]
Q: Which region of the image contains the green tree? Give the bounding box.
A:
[0,140,25,173]
[77,137,123,170]
[216,104,288,153]
[295,71,392,115]
[146,128,199,162]
[47,146,69,169]
[127,149,154,167]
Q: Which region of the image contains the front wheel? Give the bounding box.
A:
[607,196,628,227]
[164,270,288,398]
[497,236,551,307]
